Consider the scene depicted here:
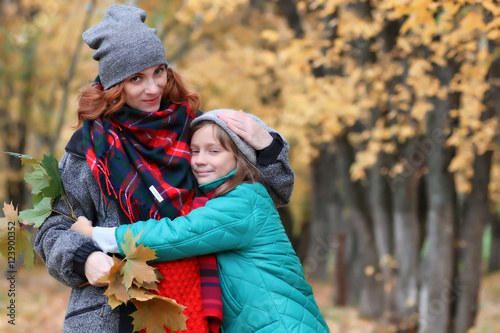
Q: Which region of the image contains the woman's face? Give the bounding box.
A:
[190,124,237,185]
[123,65,167,112]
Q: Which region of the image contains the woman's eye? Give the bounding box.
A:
[129,76,141,82]
[155,67,165,75]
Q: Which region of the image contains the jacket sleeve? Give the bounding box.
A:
[34,152,101,287]
[115,186,259,261]
[256,131,294,207]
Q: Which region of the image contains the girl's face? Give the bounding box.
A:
[190,124,237,185]
[123,65,167,112]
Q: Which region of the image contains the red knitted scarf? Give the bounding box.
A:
[142,190,222,333]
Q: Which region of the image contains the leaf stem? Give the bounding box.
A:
[61,193,76,219]
[50,208,77,222]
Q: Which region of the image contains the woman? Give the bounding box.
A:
[34,4,294,333]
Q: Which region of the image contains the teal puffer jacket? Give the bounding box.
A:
[115,176,330,333]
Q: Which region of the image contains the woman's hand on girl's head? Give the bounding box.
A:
[217,109,273,151]
[71,216,95,237]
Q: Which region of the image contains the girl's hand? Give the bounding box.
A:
[84,251,113,287]
[71,216,95,237]
[217,109,273,150]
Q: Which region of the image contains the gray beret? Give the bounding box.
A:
[191,109,271,165]
[82,4,168,90]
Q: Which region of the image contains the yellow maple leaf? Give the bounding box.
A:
[2,202,18,222]
[131,296,188,333]
[100,258,129,309]
[120,229,159,290]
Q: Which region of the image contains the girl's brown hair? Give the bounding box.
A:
[75,66,201,127]
[191,121,263,198]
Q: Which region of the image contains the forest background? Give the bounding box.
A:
[2,0,500,332]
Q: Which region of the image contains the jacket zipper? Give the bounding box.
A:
[65,304,106,319]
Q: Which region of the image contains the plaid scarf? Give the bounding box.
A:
[83,100,195,222]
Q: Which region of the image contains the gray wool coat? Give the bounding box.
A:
[34,127,294,333]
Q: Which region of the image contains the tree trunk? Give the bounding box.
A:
[454,51,498,331]
[5,26,37,207]
[392,140,423,331]
[369,150,398,325]
[49,0,96,153]
[335,133,383,319]
[334,232,348,306]
[454,150,492,333]
[488,212,500,272]
[418,64,459,333]
[278,206,295,248]
[308,143,337,281]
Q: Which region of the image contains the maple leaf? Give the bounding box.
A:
[18,195,53,228]
[120,229,159,289]
[132,269,163,292]
[0,202,35,269]
[39,154,64,199]
[2,202,19,222]
[130,296,188,333]
[24,164,51,195]
[100,258,130,309]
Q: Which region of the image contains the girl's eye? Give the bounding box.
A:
[191,149,199,154]
[129,76,141,83]
[154,67,165,75]
[209,150,219,154]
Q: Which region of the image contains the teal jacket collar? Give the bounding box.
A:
[198,169,236,195]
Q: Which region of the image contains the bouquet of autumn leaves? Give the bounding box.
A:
[0,153,188,332]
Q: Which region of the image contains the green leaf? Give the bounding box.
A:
[24,164,50,195]
[5,152,74,226]
[40,154,63,198]
[16,227,35,270]
[18,195,53,228]
[5,152,40,166]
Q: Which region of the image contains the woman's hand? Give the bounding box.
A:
[217,109,273,150]
[84,251,113,287]
[71,216,95,237]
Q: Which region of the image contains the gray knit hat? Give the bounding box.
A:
[82,4,168,90]
[191,109,271,165]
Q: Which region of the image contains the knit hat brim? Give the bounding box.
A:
[191,109,259,164]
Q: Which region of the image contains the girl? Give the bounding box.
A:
[72,109,331,333]
[35,4,294,333]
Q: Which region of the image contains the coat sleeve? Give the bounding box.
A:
[115,186,259,261]
[34,153,101,287]
[256,132,294,207]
